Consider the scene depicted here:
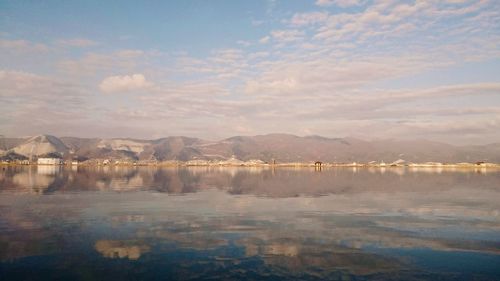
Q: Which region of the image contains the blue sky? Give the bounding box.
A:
[1,0,499,144]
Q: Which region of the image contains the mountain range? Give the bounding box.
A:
[1,134,499,163]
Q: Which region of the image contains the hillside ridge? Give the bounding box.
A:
[1,134,498,163]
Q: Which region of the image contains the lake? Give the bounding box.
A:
[0,166,499,280]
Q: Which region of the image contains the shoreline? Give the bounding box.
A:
[2,162,500,169]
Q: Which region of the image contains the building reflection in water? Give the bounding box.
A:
[94,240,150,260]
[37,165,61,175]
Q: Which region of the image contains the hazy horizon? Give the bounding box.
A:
[1,0,500,145]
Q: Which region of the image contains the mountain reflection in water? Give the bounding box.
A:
[0,166,499,280]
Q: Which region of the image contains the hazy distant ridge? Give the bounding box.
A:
[1,134,499,163]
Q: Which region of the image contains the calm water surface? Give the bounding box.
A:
[0,166,499,280]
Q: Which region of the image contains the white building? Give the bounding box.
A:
[37,158,63,165]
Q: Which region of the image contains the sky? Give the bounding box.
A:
[1,0,499,144]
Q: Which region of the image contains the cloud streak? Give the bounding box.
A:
[99,74,152,93]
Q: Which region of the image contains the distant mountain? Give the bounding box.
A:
[144,137,206,161]
[194,134,499,163]
[10,135,68,158]
[1,134,499,163]
[60,136,207,161]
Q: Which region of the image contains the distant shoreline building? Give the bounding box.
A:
[37,158,63,165]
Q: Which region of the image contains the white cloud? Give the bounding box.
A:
[290,12,329,26]
[251,19,265,26]
[99,74,152,93]
[0,70,92,136]
[175,48,249,80]
[259,36,270,44]
[237,40,251,47]
[58,49,146,76]
[316,0,360,7]
[0,39,49,53]
[311,0,497,46]
[270,29,304,43]
[115,49,144,58]
[0,70,84,99]
[243,54,434,97]
[210,49,244,64]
